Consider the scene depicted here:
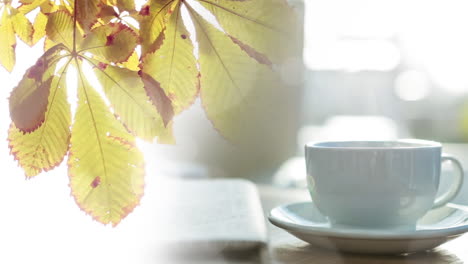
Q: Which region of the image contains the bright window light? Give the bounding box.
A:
[394,70,430,101]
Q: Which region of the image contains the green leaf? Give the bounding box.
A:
[9,62,72,177]
[69,63,145,226]
[141,2,199,113]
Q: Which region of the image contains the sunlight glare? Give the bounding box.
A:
[181,3,200,61]
[394,70,430,101]
[66,64,78,118]
[185,0,224,32]
[81,60,113,109]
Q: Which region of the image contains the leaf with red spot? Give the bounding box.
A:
[80,23,138,63]
[68,64,145,226]
[6,0,297,227]
[91,177,101,188]
[141,1,199,114]
[137,0,175,56]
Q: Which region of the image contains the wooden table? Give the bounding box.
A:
[165,185,468,264]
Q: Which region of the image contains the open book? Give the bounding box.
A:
[154,179,268,254]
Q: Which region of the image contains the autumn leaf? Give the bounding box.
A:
[75,0,100,32]
[141,1,198,114]
[97,3,119,23]
[8,44,70,177]
[0,3,33,71]
[139,71,175,126]
[45,10,75,49]
[9,9,169,225]
[9,61,71,177]
[68,63,144,226]
[80,23,138,63]
[198,0,297,64]
[18,0,55,14]
[186,5,281,141]
[9,44,67,132]
[7,0,296,226]
[138,0,174,55]
[113,0,136,12]
[92,60,169,140]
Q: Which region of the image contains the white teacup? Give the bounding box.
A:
[305,139,464,229]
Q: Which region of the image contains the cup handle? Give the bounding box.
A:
[433,154,464,208]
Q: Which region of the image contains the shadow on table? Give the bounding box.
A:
[271,244,460,264]
[152,244,264,264]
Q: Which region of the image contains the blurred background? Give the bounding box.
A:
[147,0,468,183]
[301,0,468,143]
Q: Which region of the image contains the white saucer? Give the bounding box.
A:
[268,201,468,254]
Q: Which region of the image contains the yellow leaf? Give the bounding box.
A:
[40,0,60,14]
[32,12,48,45]
[138,0,174,55]
[18,0,47,14]
[11,10,34,46]
[198,0,297,64]
[46,10,74,49]
[140,71,174,127]
[9,62,72,177]
[91,61,169,141]
[0,9,15,72]
[189,7,280,141]
[9,44,67,132]
[119,51,139,71]
[69,64,145,226]
[80,23,138,63]
[142,3,199,113]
